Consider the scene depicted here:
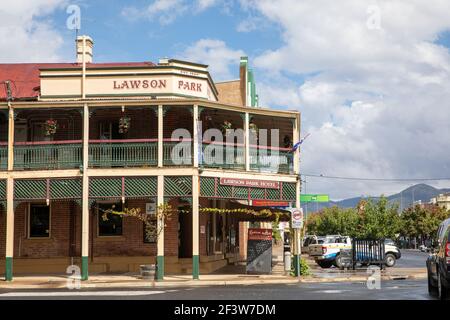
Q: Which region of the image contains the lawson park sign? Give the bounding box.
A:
[219,178,280,189]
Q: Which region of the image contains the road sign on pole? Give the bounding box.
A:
[290,208,303,229]
[300,194,329,203]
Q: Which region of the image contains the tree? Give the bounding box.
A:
[400,204,449,247]
[356,196,401,239]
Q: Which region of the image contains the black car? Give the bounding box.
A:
[426,218,450,300]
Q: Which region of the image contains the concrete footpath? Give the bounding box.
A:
[0,267,427,290]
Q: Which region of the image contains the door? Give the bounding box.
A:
[178,205,192,258]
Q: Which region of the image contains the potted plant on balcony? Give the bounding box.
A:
[249,121,259,142]
[118,115,131,134]
[102,203,174,280]
[44,119,58,136]
[221,120,233,137]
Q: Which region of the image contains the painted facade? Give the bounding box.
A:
[0,35,301,281]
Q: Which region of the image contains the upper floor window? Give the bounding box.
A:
[29,204,50,238]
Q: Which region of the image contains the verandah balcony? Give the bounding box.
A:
[0,142,7,170]
[200,141,245,170]
[250,145,293,174]
[14,140,83,170]
[89,139,158,167]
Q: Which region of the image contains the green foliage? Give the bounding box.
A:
[290,258,310,276]
[400,204,449,239]
[306,196,401,239]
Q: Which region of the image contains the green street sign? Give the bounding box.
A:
[300,194,329,203]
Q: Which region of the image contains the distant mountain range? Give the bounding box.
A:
[301,183,450,213]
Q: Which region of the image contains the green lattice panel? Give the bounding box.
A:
[200,177,215,197]
[125,177,157,197]
[234,186,248,199]
[90,178,122,198]
[14,179,47,200]
[282,182,296,201]
[266,188,281,201]
[50,179,82,199]
[250,188,265,200]
[216,184,232,198]
[0,179,5,200]
[164,176,192,197]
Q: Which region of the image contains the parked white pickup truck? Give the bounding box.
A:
[309,236,402,269]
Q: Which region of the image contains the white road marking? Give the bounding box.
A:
[0,290,171,297]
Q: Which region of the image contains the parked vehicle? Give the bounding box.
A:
[310,236,402,269]
[302,235,325,254]
[309,235,352,268]
[426,218,450,300]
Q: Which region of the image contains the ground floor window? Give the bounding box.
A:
[29,204,50,238]
[98,202,123,236]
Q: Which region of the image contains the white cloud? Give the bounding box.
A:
[122,0,221,25]
[0,0,67,62]
[242,0,450,199]
[178,39,245,81]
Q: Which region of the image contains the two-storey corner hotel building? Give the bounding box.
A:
[0,36,301,281]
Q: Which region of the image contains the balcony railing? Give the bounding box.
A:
[89,139,158,168]
[0,143,7,170]
[14,140,83,170]
[250,145,293,174]
[163,139,193,166]
[200,141,245,170]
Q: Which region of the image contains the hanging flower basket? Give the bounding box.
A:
[119,116,131,134]
[44,119,58,136]
[221,120,233,136]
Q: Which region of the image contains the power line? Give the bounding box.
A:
[301,173,450,182]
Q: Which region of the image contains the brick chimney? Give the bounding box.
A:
[239,56,248,106]
[76,35,93,64]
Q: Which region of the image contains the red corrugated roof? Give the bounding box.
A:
[0,62,155,101]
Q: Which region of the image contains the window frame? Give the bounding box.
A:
[97,201,124,237]
[28,203,51,239]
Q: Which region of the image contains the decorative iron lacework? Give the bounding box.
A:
[164,176,192,197]
[50,179,82,199]
[15,179,47,200]
[90,177,158,199]
[0,179,5,201]
[14,178,83,201]
[199,177,296,201]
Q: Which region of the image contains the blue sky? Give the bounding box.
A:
[2,0,450,200]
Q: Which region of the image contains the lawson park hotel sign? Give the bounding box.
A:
[39,59,218,101]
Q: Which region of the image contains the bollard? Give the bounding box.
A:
[284,251,291,274]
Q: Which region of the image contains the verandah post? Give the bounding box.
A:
[81,103,89,280]
[156,175,165,281]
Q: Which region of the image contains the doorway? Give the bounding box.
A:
[178,205,192,258]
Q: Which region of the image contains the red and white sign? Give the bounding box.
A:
[248,229,272,241]
[252,200,289,207]
[291,208,304,229]
[219,178,280,189]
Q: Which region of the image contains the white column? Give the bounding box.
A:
[81,103,89,280]
[156,175,164,280]
[192,174,200,279]
[5,177,14,281]
[244,112,250,171]
[158,105,163,167]
[7,106,13,171]
[193,105,199,168]
[293,115,300,175]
